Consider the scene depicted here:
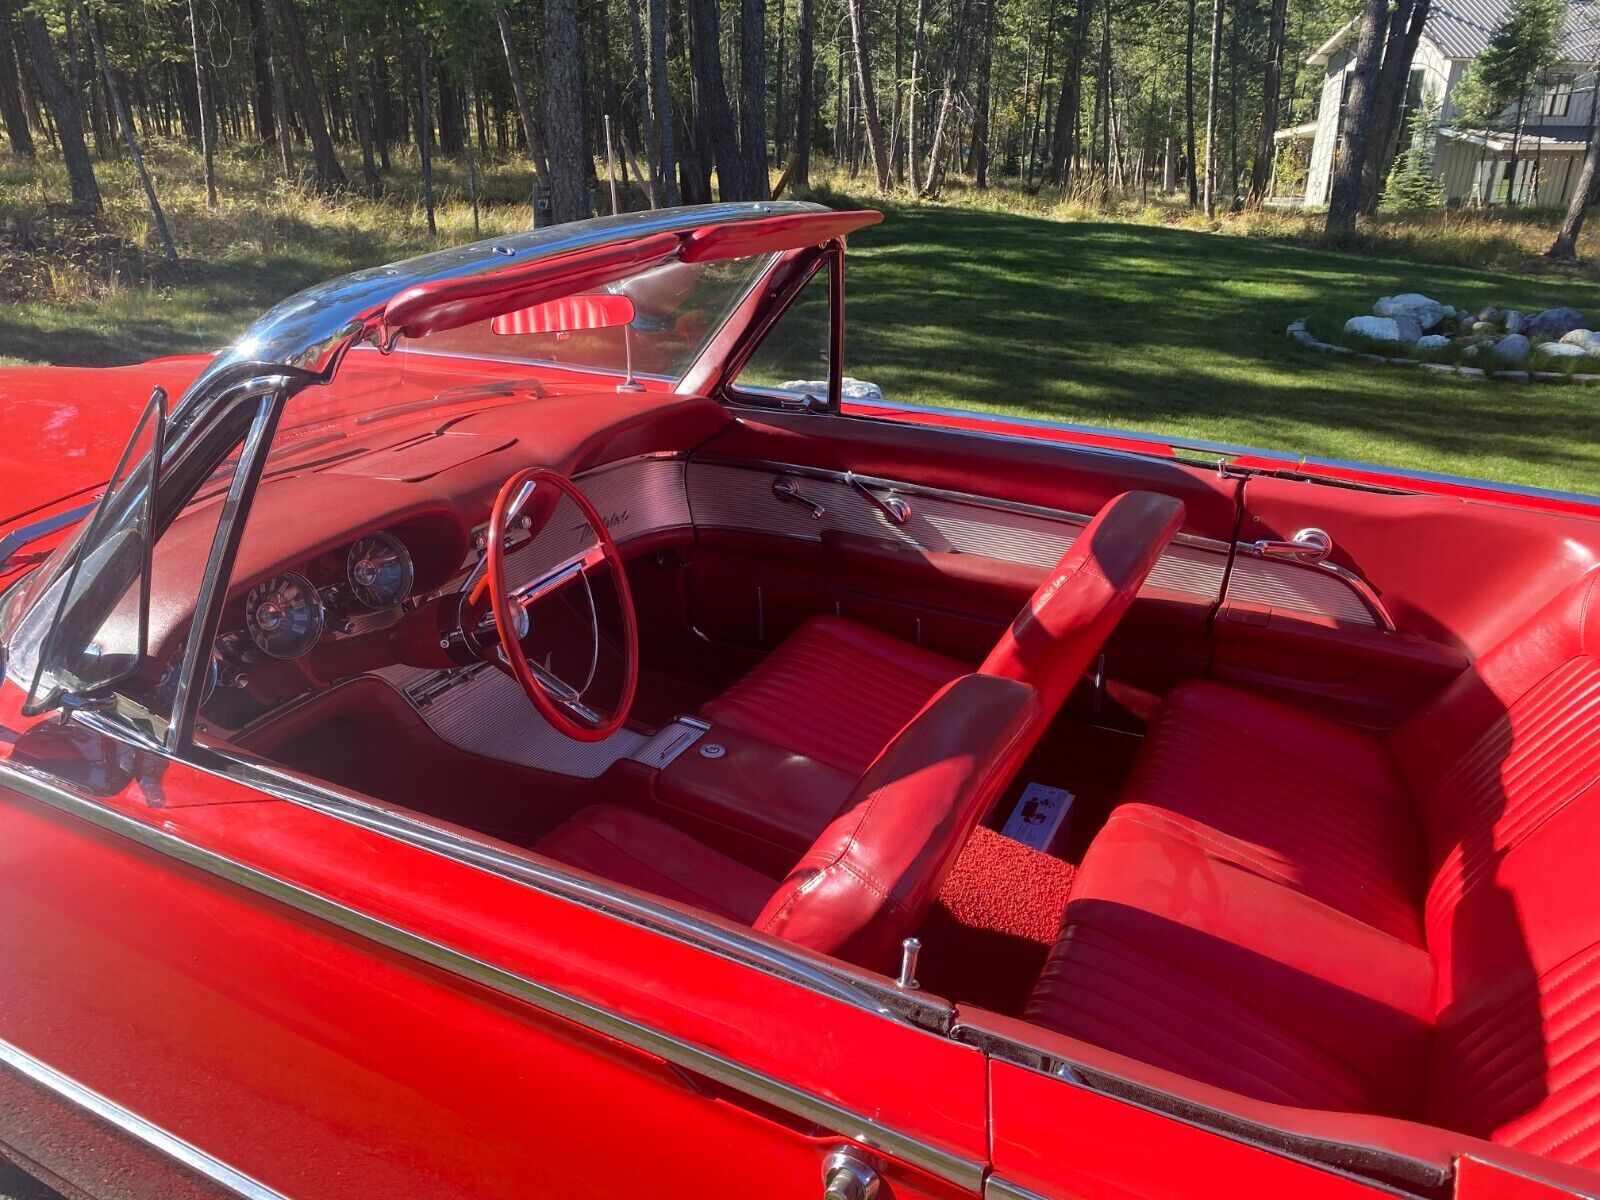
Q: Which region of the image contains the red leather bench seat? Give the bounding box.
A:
[1028,569,1600,1170]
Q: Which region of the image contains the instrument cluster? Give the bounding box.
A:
[234,531,417,662]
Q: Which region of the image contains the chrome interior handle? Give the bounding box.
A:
[1248,527,1333,563]
[773,476,826,519]
[846,473,912,525]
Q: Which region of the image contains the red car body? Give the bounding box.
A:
[0,203,1596,1200]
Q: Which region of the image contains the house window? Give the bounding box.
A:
[1541,75,1575,118]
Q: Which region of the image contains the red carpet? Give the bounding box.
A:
[916,825,1077,1014]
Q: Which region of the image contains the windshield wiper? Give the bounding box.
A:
[0,501,97,573]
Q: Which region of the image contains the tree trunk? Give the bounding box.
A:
[923,0,974,194]
[686,0,744,199]
[271,0,344,193]
[793,0,814,187]
[1183,0,1198,204]
[1246,0,1287,205]
[1325,0,1389,233]
[906,0,926,185]
[543,0,590,222]
[971,0,994,186]
[846,0,891,191]
[185,0,216,206]
[466,55,482,235]
[19,10,97,211]
[1550,102,1600,260]
[415,43,436,236]
[1047,0,1093,185]
[626,0,659,206]
[0,5,34,159]
[245,0,276,145]
[493,3,548,194]
[741,0,769,197]
[647,0,680,203]
[261,0,295,178]
[1358,0,1429,214]
[1201,0,1224,216]
[77,0,174,261]
[341,19,380,196]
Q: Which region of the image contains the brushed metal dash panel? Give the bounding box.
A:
[374,662,704,778]
[685,462,1227,604]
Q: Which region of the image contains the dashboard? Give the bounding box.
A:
[222,531,418,664]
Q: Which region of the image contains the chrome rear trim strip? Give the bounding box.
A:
[0,758,982,1191]
[984,1178,1051,1200]
[0,1034,292,1200]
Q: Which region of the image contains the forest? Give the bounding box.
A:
[0,0,1361,236]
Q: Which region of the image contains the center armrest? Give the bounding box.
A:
[654,726,857,858]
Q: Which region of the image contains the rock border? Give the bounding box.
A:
[1286,318,1600,385]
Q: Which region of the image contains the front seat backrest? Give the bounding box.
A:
[979,490,1186,727]
[755,673,1038,969]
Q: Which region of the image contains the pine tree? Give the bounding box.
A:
[1380,92,1445,210]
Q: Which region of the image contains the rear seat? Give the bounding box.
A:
[1026,568,1600,1169]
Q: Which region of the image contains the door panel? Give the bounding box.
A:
[0,733,987,1200]
[987,1061,1399,1200]
[684,412,1242,713]
[1222,476,1600,727]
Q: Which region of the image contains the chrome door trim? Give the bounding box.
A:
[1227,543,1396,631]
[0,756,982,1190]
[984,1179,1051,1200]
[844,397,1600,510]
[0,1033,292,1200]
[691,455,1233,553]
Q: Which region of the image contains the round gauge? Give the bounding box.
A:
[245,572,325,660]
[346,532,414,610]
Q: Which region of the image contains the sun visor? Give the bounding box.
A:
[382,232,681,340]
[679,210,882,263]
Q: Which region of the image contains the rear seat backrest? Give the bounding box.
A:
[1386,568,1600,1165]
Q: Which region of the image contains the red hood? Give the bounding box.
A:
[0,355,213,526]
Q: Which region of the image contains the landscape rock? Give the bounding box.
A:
[1416,334,1451,351]
[1575,374,1600,384]
[1527,306,1586,337]
[1492,370,1531,382]
[1504,310,1528,335]
[1471,321,1499,334]
[1345,315,1402,343]
[1560,328,1600,353]
[1476,306,1502,324]
[781,376,884,400]
[1392,314,1424,343]
[1457,366,1486,379]
[1534,372,1565,383]
[1419,362,1456,374]
[1375,293,1445,330]
[1491,334,1531,362]
[1535,341,1589,360]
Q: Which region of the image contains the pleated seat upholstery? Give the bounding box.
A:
[1028,569,1600,1170]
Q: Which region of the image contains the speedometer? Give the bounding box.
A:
[245,572,325,659]
[346,532,414,609]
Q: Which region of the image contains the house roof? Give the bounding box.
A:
[1308,0,1600,66]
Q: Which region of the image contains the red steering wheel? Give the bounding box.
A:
[473,467,639,742]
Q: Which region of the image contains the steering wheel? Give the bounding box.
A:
[468,467,638,741]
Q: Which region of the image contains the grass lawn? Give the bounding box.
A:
[843,203,1600,494]
[2,146,1598,493]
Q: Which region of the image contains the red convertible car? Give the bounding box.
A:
[0,202,1596,1200]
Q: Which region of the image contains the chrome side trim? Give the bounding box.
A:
[0,758,980,1189]
[984,1179,1051,1200]
[0,500,96,570]
[1226,551,1391,630]
[0,1033,292,1200]
[847,397,1600,510]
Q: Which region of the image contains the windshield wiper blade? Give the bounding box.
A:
[0,501,97,572]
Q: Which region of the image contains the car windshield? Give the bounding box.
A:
[393,254,774,384]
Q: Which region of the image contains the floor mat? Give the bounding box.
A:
[916,825,1076,1015]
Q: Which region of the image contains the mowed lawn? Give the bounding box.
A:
[3,192,1598,493]
[844,205,1600,494]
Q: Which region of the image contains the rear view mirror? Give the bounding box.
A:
[491,293,636,336]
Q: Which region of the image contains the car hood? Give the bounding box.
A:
[0,355,214,526]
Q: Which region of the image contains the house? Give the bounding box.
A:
[1278,0,1600,208]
